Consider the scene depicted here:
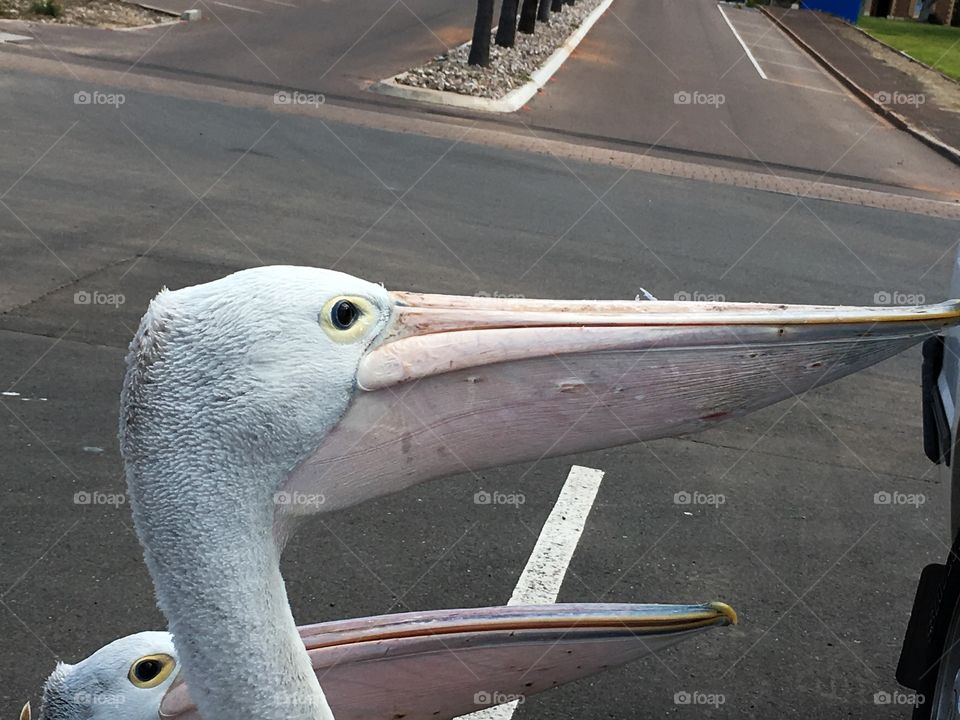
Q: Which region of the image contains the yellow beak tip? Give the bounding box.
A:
[708,601,738,626]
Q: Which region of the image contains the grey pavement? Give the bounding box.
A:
[518,0,960,194]
[3,0,960,196]
[1,65,959,719]
[769,6,960,156]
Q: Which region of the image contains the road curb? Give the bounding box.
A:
[370,0,615,113]
[759,6,960,168]
[119,0,182,17]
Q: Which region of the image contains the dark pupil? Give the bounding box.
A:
[135,659,162,682]
[333,300,357,329]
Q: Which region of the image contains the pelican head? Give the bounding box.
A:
[27,632,177,720]
[27,603,737,720]
[121,266,960,720]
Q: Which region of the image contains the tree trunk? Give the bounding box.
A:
[537,0,550,22]
[551,0,563,12]
[468,0,494,65]
[495,0,519,46]
[518,0,538,33]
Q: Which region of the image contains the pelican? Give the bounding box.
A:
[25,602,737,720]
[120,266,960,720]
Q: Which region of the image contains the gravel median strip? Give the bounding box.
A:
[395,0,602,99]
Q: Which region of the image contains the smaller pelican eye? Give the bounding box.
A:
[128,654,175,689]
[331,299,360,330]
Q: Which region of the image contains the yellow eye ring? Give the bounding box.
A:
[320,296,376,344]
[128,654,176,688]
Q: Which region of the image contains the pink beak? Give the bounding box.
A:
[283,294,960,512]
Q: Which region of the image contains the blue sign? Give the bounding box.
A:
[800,0,861,23]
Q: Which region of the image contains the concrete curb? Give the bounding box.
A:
[0,31,32,42]
[370,0,615,113]
[119,0,183,17]
[760,6,960,167]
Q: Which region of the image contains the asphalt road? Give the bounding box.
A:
[2,64,959,719]
[519,0,960,194]
[5,0,960,195]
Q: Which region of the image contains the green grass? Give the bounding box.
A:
[858,16,960,81]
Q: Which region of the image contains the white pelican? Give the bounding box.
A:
[120,266,960,720]
[26,603,737,720]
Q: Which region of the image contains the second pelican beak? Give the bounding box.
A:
[159,602,737,720]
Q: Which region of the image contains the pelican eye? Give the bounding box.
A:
[331,299,360,330]
[128,654,175,689]
[320,296,377,344]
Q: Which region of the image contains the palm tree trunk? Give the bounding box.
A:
[537,0,551,22]
[518,0,538,33]
[495,0,520,46]
[468,0,494,65]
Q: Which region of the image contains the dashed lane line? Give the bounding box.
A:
[456,465,606,720]
[761,59,824,73]
[211,2,262,12]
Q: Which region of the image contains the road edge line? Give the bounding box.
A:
[717,3,768,80]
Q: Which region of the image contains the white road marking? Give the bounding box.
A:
[728,23,774,36]
[750,43,805,55]
[112,20,181,31]
[767,77,844,95]
[761,59,822,72]
[212,1,262,12]
[717,3,767,80]
[0,32,32,43]
[251,0,297,7]
[457,465,606,720]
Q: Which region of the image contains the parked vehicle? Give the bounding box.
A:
[899,251,960,720]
